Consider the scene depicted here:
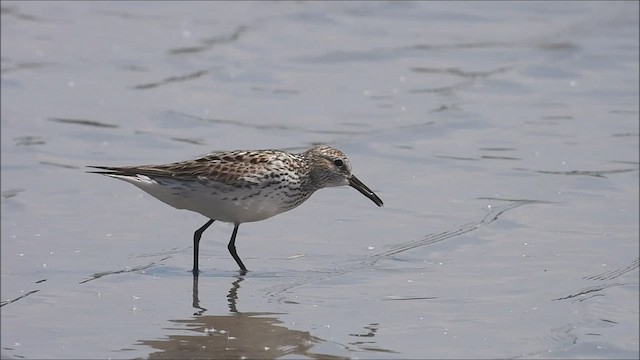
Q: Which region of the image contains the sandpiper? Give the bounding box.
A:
[89,145,383,275]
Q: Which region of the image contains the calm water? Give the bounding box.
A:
[1,1,638,359]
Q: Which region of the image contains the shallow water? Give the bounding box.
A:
[1,1,638,359]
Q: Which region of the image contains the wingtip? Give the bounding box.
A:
[86,166,118,175]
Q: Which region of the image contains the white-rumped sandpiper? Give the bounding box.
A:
[89,145,383,275]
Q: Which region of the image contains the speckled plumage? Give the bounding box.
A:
[89,145,383,274]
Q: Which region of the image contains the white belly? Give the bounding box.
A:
[108,174,309,223]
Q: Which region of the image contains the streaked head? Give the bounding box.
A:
[302,146,383,207]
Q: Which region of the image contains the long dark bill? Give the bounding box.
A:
[349,175,384,207]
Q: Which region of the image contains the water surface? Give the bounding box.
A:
[1,2,638,359]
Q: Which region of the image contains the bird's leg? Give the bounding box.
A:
[192,219,215,276]
[228,223,247,273]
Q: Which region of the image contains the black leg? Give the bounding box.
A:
[228,223,247,272]
[192,219,215,276]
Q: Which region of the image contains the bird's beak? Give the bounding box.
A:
[349,175,383,207]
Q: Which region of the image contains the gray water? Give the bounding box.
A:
[1,1,638,359]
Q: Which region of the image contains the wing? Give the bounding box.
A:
[88,150,298,186]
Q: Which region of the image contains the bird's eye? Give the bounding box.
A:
[333,159,344,167]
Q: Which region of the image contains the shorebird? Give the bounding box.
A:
[89,145,383,275]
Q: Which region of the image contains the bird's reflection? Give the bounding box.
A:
[191,276,207,316]
[226,275,243,314]
[138,274,347,359]
[193,274,243,315]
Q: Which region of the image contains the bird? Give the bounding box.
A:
[88,145,383,275]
